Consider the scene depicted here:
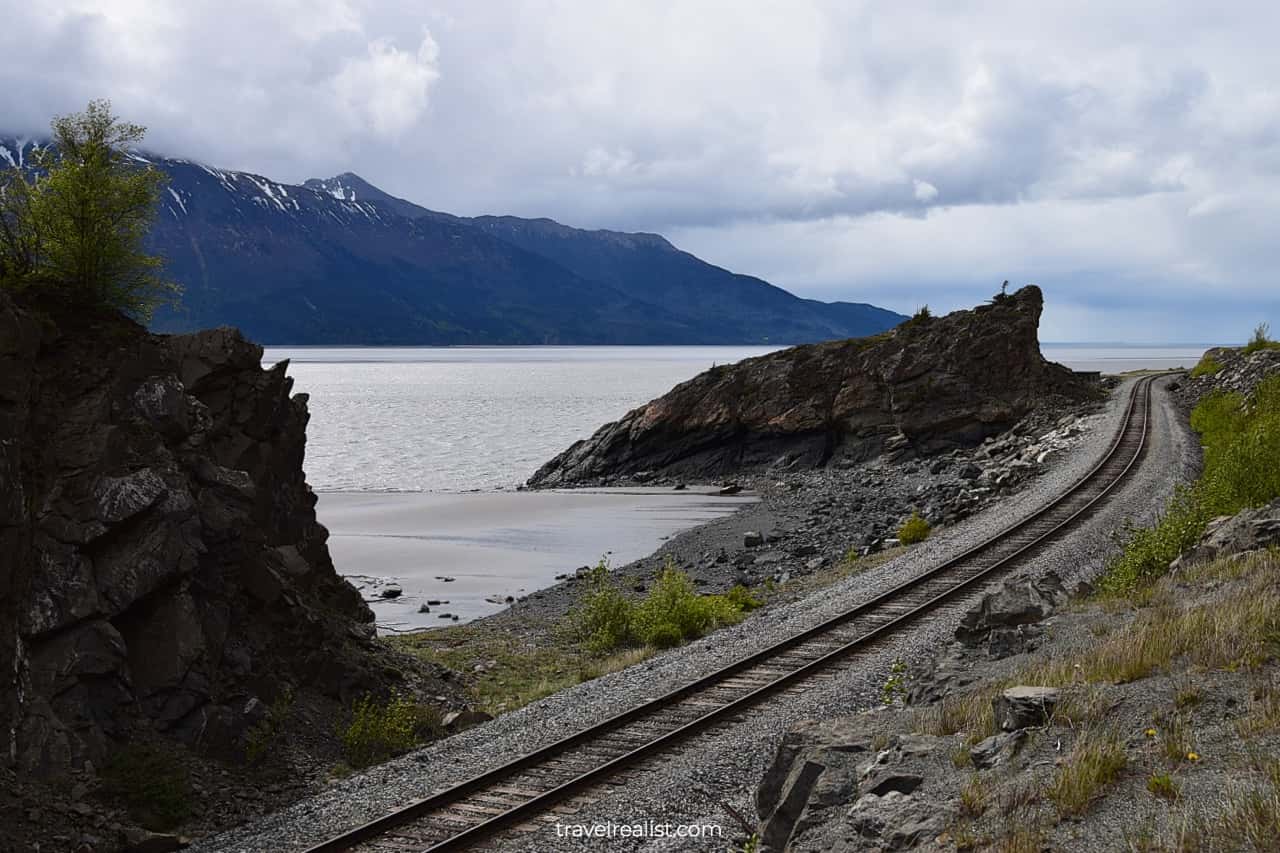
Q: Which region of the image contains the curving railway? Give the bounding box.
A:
[307,374,1163,853]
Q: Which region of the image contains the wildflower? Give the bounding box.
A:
[1187,751,1200,762]
[1144,728,1157,738]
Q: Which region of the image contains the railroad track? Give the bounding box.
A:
[309,375,1162,853]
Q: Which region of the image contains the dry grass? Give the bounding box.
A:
[913,683,1003,743]
[992,828,1045,853]
[1052,685,1111,729]
[950,742,974,769]
[959,774,989,817]
[394,631,656,716]
[1237,681,1280,737]
[1047,728,1127,817]
[1156,713,1197,767]
[1017,553,1280,692]
[1176,760,1280,851]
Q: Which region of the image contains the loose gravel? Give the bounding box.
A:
[193,376,1193,853]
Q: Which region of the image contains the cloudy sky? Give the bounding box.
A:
[3,1,1277,342]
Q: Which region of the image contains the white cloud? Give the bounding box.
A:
[331,33,440,137]
[2,0,1279,339]
[912,180,938,203]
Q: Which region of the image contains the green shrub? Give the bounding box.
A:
[341,692,442,768]
[569,558,636,653]
[1099,374,1280,596]
[725,584,763,611]
[904,305,933,327]
[632,564,741,648]
[1195,378,1280,513]
[1096,487,1209,596]
[897,511,932,545]
[570,558,754,653]
[102,744,192,831]
[1244,322,1280,355]
[1190,354,1223,378]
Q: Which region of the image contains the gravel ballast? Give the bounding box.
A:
[194,376,1193,852]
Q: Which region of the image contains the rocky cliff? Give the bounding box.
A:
[529,286,1096,487]
[0,289,399,782]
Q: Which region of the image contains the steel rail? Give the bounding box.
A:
[308,375,1162,853]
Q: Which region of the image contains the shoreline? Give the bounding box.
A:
[387,378,1116,649]
[314,486,758,629]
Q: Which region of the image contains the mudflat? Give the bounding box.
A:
[315,488,757,629]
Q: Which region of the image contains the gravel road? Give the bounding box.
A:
[193,375,1193,853]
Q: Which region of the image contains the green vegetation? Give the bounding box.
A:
[570,557,756,653]
[959,774,989,817]
[244,687,294,765]
[991,280,1015,305]
[102,743,193,831]
[340,691,443,768]
[1147,772,1180,801]
[1047,729,1126,817]
[881,658,908,705]
[0,100,177,319]
[1244,321,1280,355]
[904,304,933,327]
[391,628,653,717]
[897,511,932,545]
[1099,372,1280,596]
[391,557,761,720]
[572,559,637,653]
[1189,353,1223,377]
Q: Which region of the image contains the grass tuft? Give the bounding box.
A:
[1148,773,1180,801]
[1047,728,1127,817]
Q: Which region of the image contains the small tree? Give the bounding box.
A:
[1245,322,1276,354]
[0,166,41,280]
[0,100,177,319]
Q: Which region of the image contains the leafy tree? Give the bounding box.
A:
[0,100,177,319]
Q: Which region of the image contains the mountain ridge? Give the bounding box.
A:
[0,137,906,345]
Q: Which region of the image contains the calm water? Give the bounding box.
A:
[263,344,1211,493]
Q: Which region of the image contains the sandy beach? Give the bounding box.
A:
[315,487,757,630]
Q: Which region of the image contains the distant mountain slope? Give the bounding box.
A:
[0,137,906,344]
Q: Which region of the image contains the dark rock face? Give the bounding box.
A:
[529,286,1095,486]
[0,291,385,778]
[755,720,949,853]
[953,570,1069,651]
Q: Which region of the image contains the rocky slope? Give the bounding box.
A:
[0,290,449,849]
[751,350,1280,853]
[529,286,1097,487]
[753,503,1280,853]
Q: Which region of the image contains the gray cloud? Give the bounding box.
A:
[2,0,1278,340]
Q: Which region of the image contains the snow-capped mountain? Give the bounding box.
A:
[0,137,905,344]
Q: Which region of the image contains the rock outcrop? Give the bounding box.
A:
[528,286,1096,486]
[0,290,395,779]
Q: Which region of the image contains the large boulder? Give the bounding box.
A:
[954,570,1069,654]
[529,286,1096,486]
